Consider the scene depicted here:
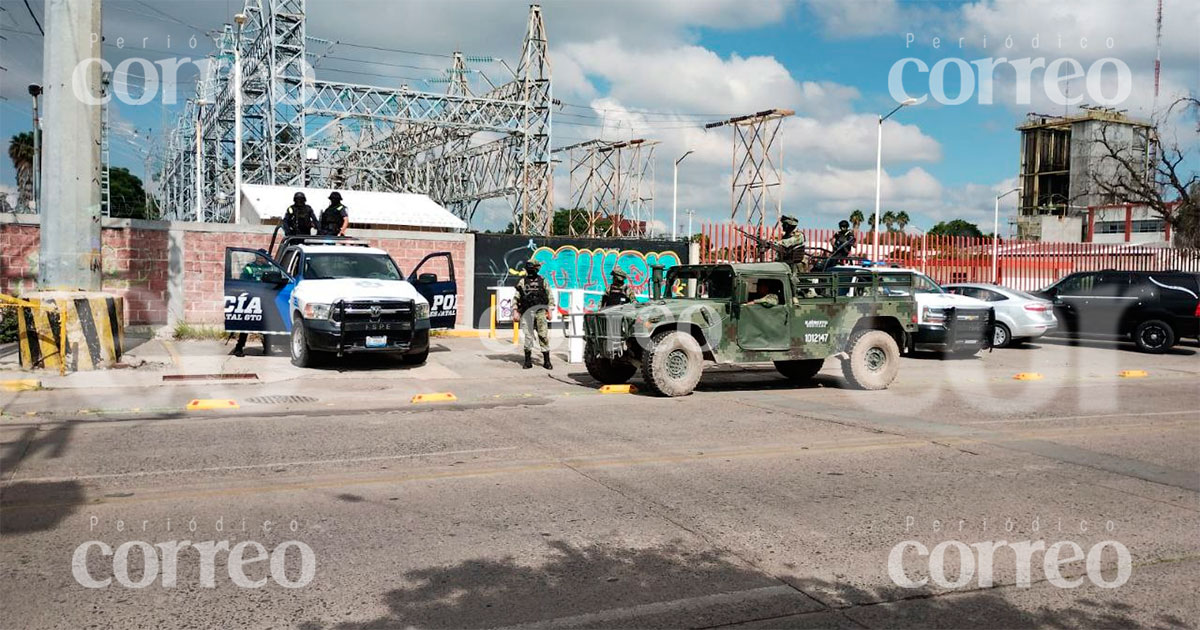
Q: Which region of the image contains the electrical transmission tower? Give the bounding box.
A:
[557,138,658,238]
[705,108,793,228]
[157,1,554,233]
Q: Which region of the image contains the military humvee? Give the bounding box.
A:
[581,262,919,396]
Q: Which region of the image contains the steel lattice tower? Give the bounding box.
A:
[705,109,794,228]
[157,1,554,233]
[558,139,658,238]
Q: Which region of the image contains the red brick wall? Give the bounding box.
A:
[1,220,169,324]
[2,215,469,327]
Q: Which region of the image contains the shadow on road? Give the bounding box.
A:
[1040,334,1197,356]
[298,539,1171,630]
[0,480,84,536]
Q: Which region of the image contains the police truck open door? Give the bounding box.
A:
[224,248,292,336]
[408,252,458,330]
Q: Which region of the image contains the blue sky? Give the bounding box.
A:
[1,0,1195,233]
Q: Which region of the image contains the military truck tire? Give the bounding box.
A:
[774,359,824,382]
[642,331,704,396]
[842,329,899,390]
[585,354,637,384]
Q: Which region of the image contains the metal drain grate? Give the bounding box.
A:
[245,395,319,405]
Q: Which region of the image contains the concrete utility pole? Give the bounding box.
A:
[39,0,103,290]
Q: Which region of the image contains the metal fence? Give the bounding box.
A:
[698,223,1200,292]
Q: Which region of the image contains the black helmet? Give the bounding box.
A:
[839,220,850,229]
[328,191,342,202]
[293,191,306,202]
[524,260,541,271]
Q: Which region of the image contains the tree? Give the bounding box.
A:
[8,132,34,212]
[895,211,910,232]
[849,209,864,231]
[107,167,153,219]
[551,207,590,236]
[1090,97,1199,247]
[882,210,898,232]
[865,212,877,232]
[928,219,983,238]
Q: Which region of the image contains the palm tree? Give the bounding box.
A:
[882,210,898,232]
[895,211,910,232]
[849,209,864,231]
[866,212,877,232]
[8,132,34,212]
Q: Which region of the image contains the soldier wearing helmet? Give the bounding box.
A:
[601,267,639,308]
[282,191,317,236]
[319,191,349,236]
[825,219,857,270]
[773,215,808,273]
[514,260,552,370]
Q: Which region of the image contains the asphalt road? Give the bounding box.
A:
[1,335,1198,629]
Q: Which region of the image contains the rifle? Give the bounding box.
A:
[734,227,789,262]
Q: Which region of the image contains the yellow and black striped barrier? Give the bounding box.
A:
[3,292,124,372]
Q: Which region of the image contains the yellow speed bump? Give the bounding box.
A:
[411,392,457,404]
[1012,372,1044,381]
[186,399,240,411]
[599,384,637,394]
[1,379,41,392]
[1119,370,1148,378]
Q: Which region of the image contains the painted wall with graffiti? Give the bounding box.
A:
[472,234,689,323]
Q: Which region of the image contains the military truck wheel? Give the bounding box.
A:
[584,354,637,384]
[774,359,824,382]
[842,329,899,390]
[642,331,704,397]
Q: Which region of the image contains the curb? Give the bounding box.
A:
[1,378,41,392]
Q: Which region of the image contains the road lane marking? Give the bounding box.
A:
[968,410,1198,425]
[4,446,520,484]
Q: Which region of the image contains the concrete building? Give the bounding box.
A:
[1015,107,1165,243]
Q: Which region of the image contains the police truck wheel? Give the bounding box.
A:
[641,331,704,397]
[290,321,314,368]
[774,359,824,382]
[1133,319,1175,354]
[584,353,637,385]
[842,329,899,390]
[402,347,429,365]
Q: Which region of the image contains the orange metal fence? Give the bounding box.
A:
[698,223,1200,293]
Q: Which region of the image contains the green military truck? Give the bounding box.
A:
[582,262,919,396]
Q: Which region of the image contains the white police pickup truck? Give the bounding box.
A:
[830,266,994,357]
[223,236,458,367]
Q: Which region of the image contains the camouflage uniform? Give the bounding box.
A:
[775,215,808,273]
[602,268,639,307]
[515,261,552,369]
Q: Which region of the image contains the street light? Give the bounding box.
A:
[233,13,247,224]
[28,84,42,213]
[873,97,918,263]
[993,187,1020,283]
[672,150,694,240]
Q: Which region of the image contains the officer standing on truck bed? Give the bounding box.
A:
[601,267,638,307]
[514,260,552,370]
[282,192,318,237]
[319,191,349,236]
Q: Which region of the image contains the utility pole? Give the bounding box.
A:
[40,0,102,290]
[233,12,246,225]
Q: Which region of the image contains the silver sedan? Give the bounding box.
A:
[944,283,1059,348]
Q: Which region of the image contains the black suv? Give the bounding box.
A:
[1035,270,1200,353]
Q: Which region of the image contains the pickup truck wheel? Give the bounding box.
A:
[774,359,824,382]
[290,320,315,367]
[641,331,703,397]
[1133,319,1175,354]
[842,329,899,390]
[401,348,428,365]
[584,352,637,385]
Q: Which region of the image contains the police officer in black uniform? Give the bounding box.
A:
[282,192,317,237]
[319,191,349,236]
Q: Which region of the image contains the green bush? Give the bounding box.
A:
[1,306,18,344]
[172,322,228,341]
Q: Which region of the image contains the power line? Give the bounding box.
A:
[322,55,446,73]
[22,0,42,36]
[335,41,454,59]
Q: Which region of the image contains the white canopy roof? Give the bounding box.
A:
[240,184,467,231]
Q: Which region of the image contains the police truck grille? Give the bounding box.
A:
[333,300,414,336]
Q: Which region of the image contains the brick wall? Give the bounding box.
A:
[1,213,470,327]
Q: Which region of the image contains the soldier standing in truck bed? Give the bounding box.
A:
[601,268,639,307]
[514,260,552,370]
[774,215,808,273]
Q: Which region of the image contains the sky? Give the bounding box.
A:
[1,0,1197,234]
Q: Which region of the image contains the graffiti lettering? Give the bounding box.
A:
[528,246,682,310]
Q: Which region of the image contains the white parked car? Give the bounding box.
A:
[945,283,1058,348]
[830,266,994,357]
